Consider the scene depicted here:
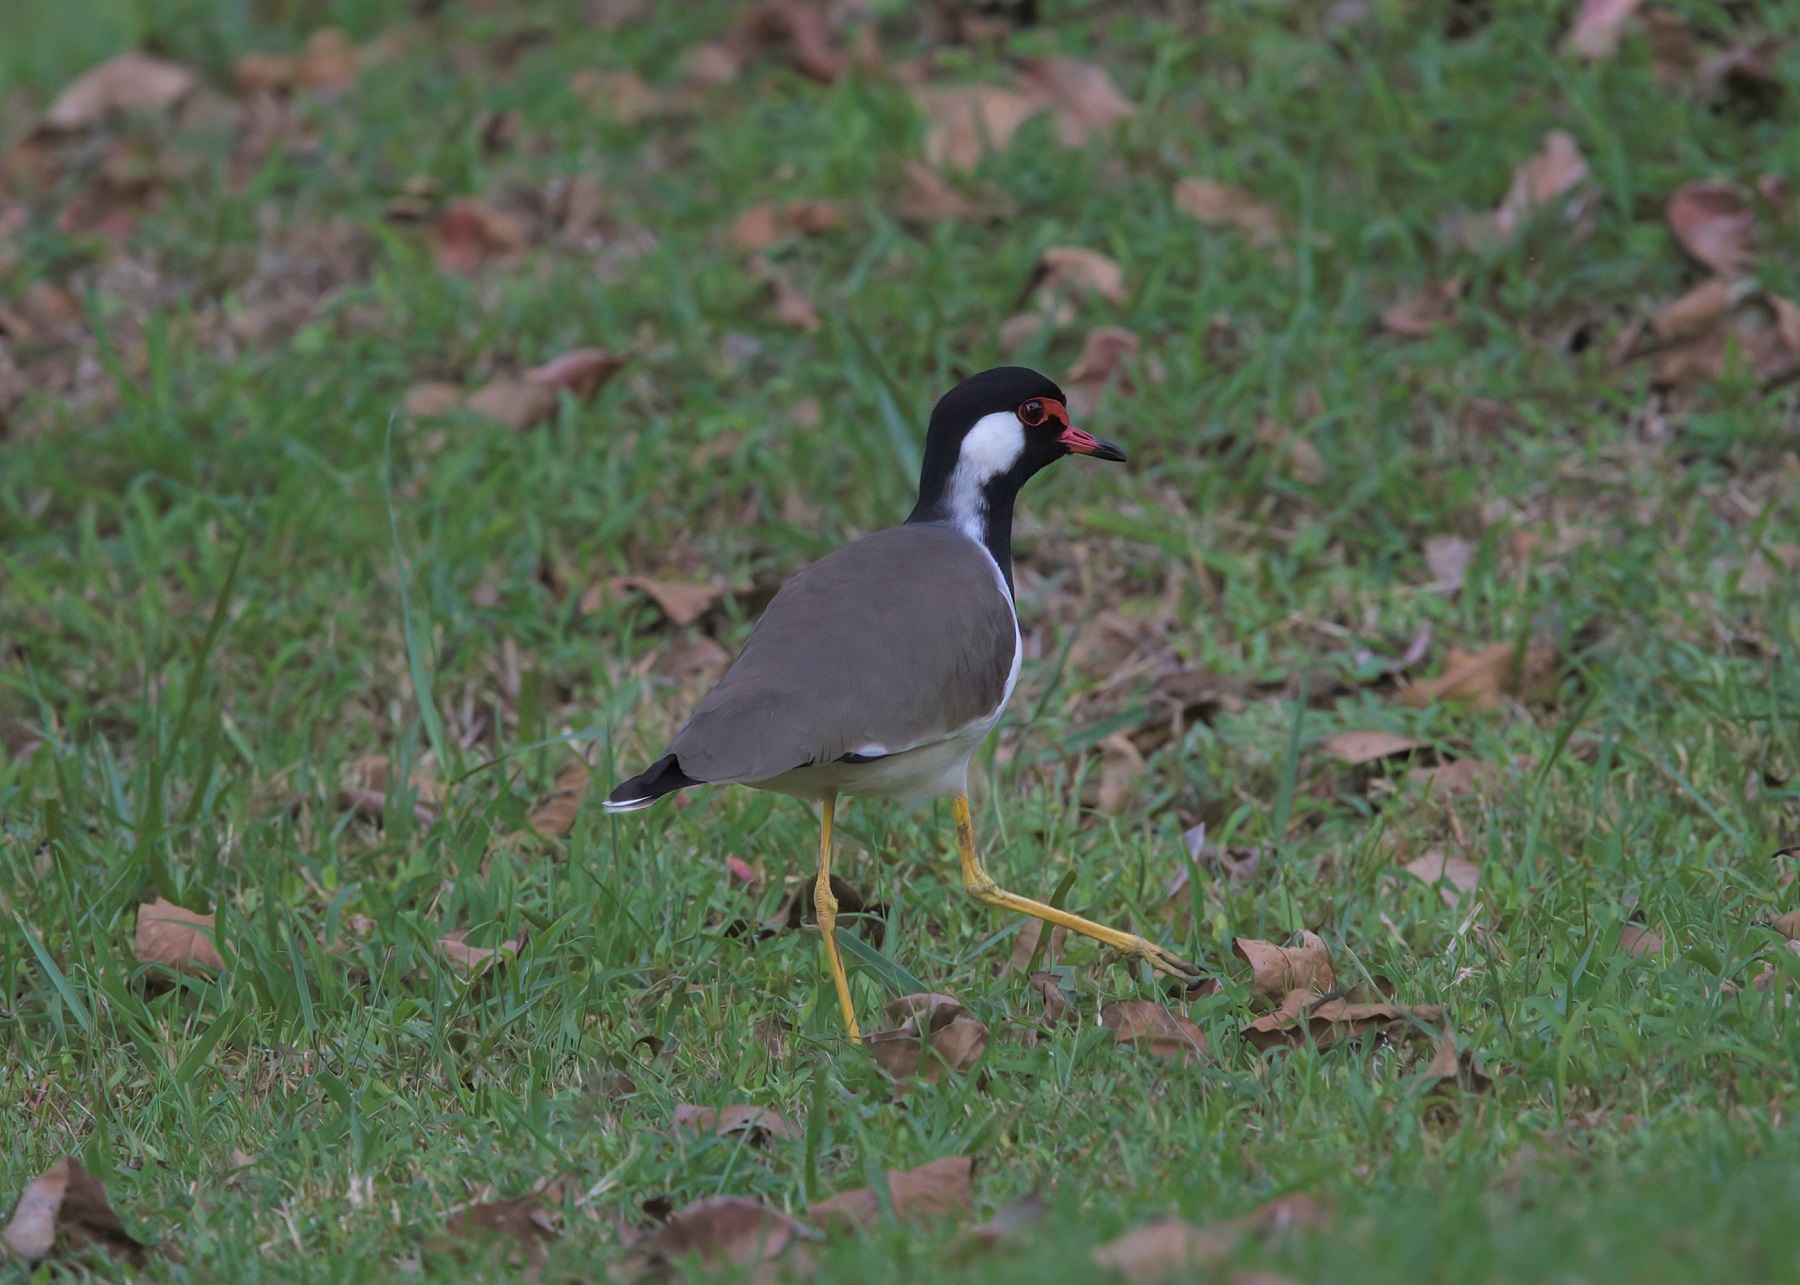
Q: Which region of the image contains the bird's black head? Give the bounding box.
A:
[907,366,1127,592]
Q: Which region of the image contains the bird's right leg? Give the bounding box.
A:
[812,791,861,1040]
[951,793,1205,986]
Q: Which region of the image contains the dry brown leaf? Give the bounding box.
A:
[810,1156,974,1229]
[915,84,1044,171]
[1025,971,1072,1024]
[1064,326,1151,412]
[601,576,724,627]
[736,0,850,83]
[1381,278,1464,337]
[1014,57,1136,145]
[728,199,841,250]
[1770,910,1800,941]
[1318,730,1421,766]
[1,1156,146,1268]
[1033,246,1127,306]
[1400,639,1557,710]
[440,1192,556,1275]
[1243,990,1443,1052]
[1400,849,1481,907]
[681,41,746,88]
[405,381,466,418]
[434,199,531,275]
[440,927,524,974]
[1092,1217,1237,1283]
[1649,278,1738,343]
[1100,1000,1210,1062]
[1286,437,1326,485]
[1493,130,1590,240]
[1233,933,1334,1003]
[894,160,976,223]
[769,274,821,332]
[1409,757,1500,799]
[1003,919,1067,974]
[528,760,589,838]
[42,53,196,132]
[1424,1029,1494,1094]
[864,993,990,1083]
[464,378,559,431]
[956,1192,1048,1255]
[671,1104,799,1144]
[1172,178,1284,248]
[1565,0,1645,59]
[634,1195,804,1270]
[1667,181,1756,276]
[1619,924,1664,957]
[1424,534,1475,592]
[524,346,626,400]
[653,635,732,685]
[135,897,224,973]
[570,68,665,123]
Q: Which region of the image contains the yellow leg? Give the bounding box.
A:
[952,794,1205,985]
[814,792,861,1040]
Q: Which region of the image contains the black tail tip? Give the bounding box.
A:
[603,754,699,813]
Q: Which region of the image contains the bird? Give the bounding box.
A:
[604,366,1203,1038]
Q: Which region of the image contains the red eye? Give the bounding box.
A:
[1019,400,1047,427]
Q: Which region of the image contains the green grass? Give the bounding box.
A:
[4,0,1800,1279]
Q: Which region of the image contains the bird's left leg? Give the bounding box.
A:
[951,793,1205,985]
[812,791,861,1039]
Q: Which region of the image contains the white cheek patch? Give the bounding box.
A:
[945,411,1025,543]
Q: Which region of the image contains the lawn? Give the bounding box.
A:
[4,0,1800,1280]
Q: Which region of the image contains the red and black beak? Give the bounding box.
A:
[1058,425,1127,463]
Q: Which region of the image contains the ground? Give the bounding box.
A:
[4,0,1800,1281]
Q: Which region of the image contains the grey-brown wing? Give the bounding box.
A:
[664,524,1015,784]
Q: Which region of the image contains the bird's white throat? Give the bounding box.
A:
[944,410,1025,547]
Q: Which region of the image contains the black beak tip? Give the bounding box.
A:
[1091,440,1127,463]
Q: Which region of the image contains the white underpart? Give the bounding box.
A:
[944,411,1026,547]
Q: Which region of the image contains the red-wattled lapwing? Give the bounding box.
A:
[605,366,1203,1038]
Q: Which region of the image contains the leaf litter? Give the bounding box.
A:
[864,992,990,1083]
[2,1156,147,1268]
[809,1155,974,1228]
[135,897,225,973]
[1092,1193,1329,1283]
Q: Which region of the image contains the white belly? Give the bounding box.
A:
[751,714,999,806]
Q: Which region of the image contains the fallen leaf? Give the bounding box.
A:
[1492,130,1590,241]
[680,41,745,88]
[915,83,1044,170]
[42,52,197,132]
[1286,436,1326,485]
[1233,933,1334,1003]
[956,1192,1048,1256]
[634,1195,804,1270]
[1,1156,146,1267]
[736,0,850,83]
[1381,278,1464,337]
[1025,971,1072,1024]
[1423,534,1475,592]
[524,346,626,400]
[1423,1028,1493,1094]
[894,160,975,223]
[1243,990,1443,1052]
[1031,245,1127,306]
[728,199,841,250]
[1172,178,1284,248]
[1649,277,1738,343]
[1064,326,1153,412]
[440,1192,556,1275]
[1003,918,1067,974]
[864,993,990,1082]
[1408,757,1500,799]
[1091,1195,1326,1285]
[598,576,724,627]
[1401,639,1557,710]
[1400,849,1481,907]
[528,760,590,838]
[468,378,560,430]
[1100,1000,1210,1062]
[768,273,821,331]
[135,897,224,973]
[810,1156,974,1229]
[1667,181,1756,276]
[570,67,665,123]
[1014,57,1136,145]
[1619,924,1663,957]
[1092,1217,1235,1282]
[440,927,524,974]
[405,381,466,419]
[1770,910,1800,940]
[671,1104,800,1144]
[654,635,732,684]
[434,199,531,275]
[1318,730,1421,766]
[1565,0,1645,60]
